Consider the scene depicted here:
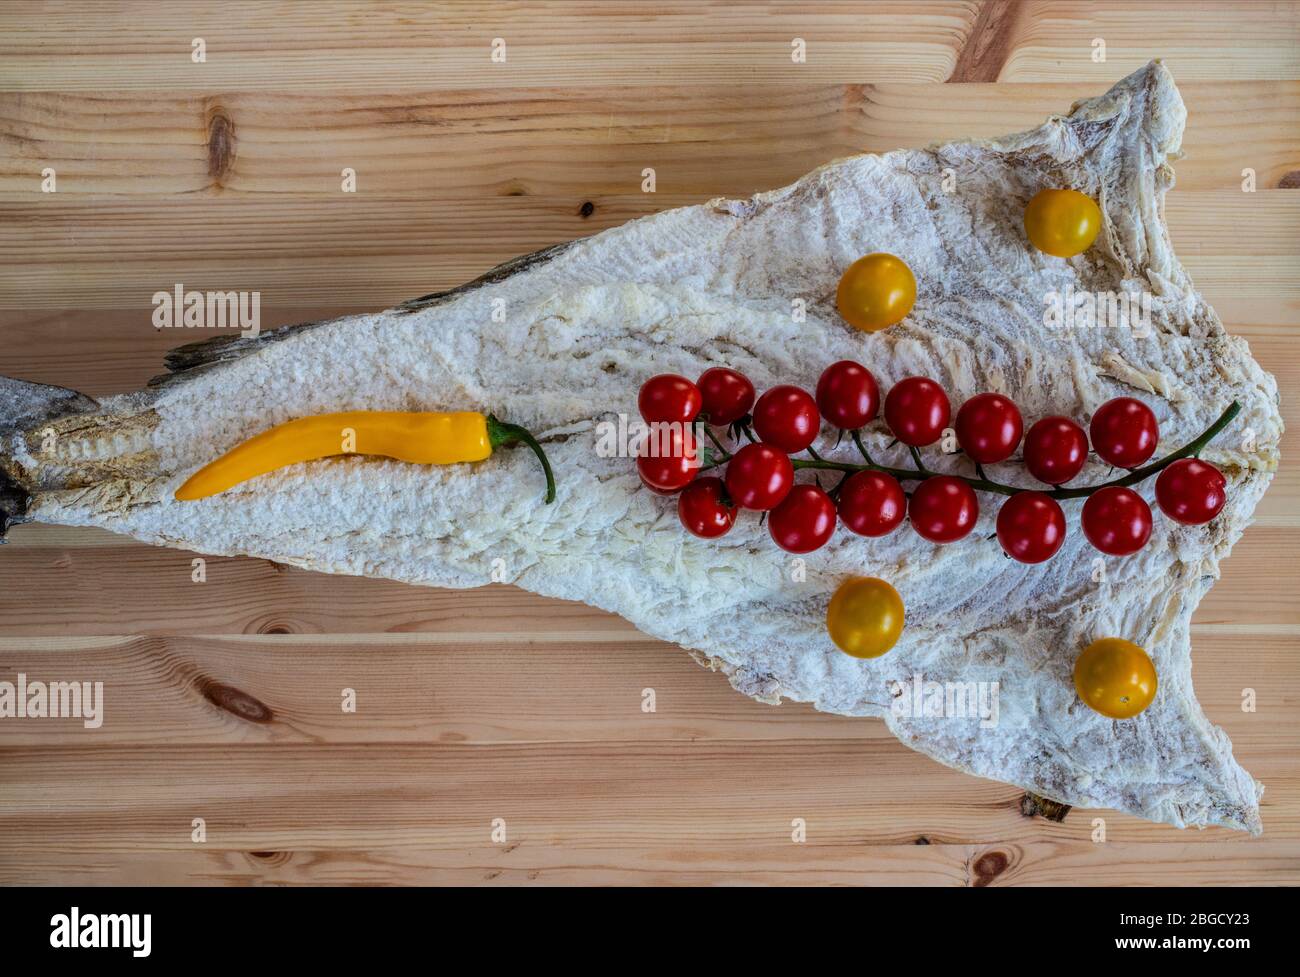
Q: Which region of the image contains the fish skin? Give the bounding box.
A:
[0,62,1282,832]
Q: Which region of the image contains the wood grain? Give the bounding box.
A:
[2,528,1300,634]
[0,1,974,92]
[2,2,1297,93]
[1,0,1298,886]
[4,840,1299,887]
[2,743,1295,853]
[0,630,1293,749]
[2,191,1297,308]
[2,83,1297,198]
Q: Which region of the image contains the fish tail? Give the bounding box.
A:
[0,374,98,540]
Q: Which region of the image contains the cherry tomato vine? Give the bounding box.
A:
[636,363,1241,562]
[779,400,1240,502]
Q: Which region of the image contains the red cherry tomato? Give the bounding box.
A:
[769,484,837,553]
[884,377,951,447]
[955,393,1023,464]
[752,385,820,453]
[909,475,978,543]
[1081,486,1152,555]
[815,360,880,430]
[678,476,737,538]
[837,471,906,537]
[724,443,794,510]
[697,368,755,426]
[636,425,699,495]
[996,491,1066,564]
[1090,397,1158,468]
[1155,458,1227,525]
[1024,415,1088,485]
[638,374,702,424]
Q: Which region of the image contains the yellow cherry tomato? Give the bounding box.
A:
[1073,637,1158,719]
[827,577,904,658]
[1023,188,1103,258]
[836,252,916,332]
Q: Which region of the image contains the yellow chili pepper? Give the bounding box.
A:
[174,411,555,503]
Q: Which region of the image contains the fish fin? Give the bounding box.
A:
[0,375,97,437]
[148,242,575,390]
[0,375,99,539]
[151,317,342,389]
[395,240,575,313]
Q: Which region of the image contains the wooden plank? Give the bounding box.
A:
[0,547,636,636]
[2,2,1297,93]
[0,633,884,746]
[3,82,1296,197]
[1,191,1296,308]
[3,839,1299,886]
[0,1,973,92]
[0,742,1293,855]
[1,527,1297,636]
[0,631,1291,749]
[0,305,374,396]
[1000,1,1300,83]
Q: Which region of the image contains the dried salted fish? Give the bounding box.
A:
[2,62,1281,832]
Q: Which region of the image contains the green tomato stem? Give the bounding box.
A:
[784,400,1243,499]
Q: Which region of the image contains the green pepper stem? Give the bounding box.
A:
[702,400,1243,501]
[487,414,557,504]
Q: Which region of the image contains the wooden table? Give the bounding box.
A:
[1,1,1298,886]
